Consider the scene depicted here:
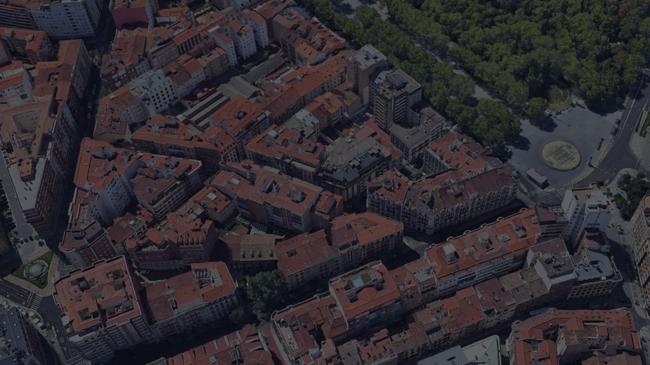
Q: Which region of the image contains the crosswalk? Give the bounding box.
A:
[27,292,42,311]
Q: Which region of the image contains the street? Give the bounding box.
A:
[579,79,649,185]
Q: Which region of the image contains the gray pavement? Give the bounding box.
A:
[579,78,649,185]
[508,107,618,189]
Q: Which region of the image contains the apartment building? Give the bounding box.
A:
[371,69,422,130]
[54,257,239,364]
[0,306,55,365]
[271,7,346,65]
[245,125,325,183]
[61,139,202,268]
[423,130,503,177]
[14,0,103,39]
[329,261,404,335]
[347,44,389,105]
[424,208,542,297]
[368,167,518,236]
[0,43,94,243]
[632,195,650,306]
[506,309,641,364]
[212,161,343,233]
[148,324,274,365]
[101,29,151,90]
[562,186,610,248]
[125,184,235,271]
[131,69,178,114]
[111,0,157,29]
[319,129,392,202]
[54,256,153,364]
[240,9,269,48]
[0,27,51,63]
[276,230,342,289]
[147,262,239,338]
[276,212,403,289]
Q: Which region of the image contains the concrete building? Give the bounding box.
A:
[632,195,650,307]
[368,167,518,236]
[146,262,239,338]
[276,212,403,289]
[213,161,343,233]
[54,257,239,364]
[347,45,389,105]
[54,256,153,364]
[568,248,622,299]
[320,130,392,202]
[130,69,178,115]
[506,309,641,365]
[561,186,610,248]
[30,0,102,39]
[423,130,502,178]
[0,1,37,29]
[424,208,542,298]
[0,307,53,365]
[61,139,203,268]
[417,335,501,365]
[371,69,422,130]
[125,183,235,271]
[245,125,325,183]
[240,9,269,49]
[389,123,435,163]
[111,0,157,29]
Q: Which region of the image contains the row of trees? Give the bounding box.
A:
[614,173,650,220]
[382,0,649,110]
[298,0,520,155]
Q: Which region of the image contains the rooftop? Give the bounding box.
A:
[425,208,541,279]
[329,261,401,321]
[145,262,236,323]
[54,256,143,334]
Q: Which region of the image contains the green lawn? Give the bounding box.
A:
[12,251,53,289]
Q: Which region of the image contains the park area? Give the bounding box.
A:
[11,251,53,289]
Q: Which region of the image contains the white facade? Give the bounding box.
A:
[229,25,256,61]
[241,13,269,48]
[208,27,238,66]
[131,70,178,114]
[561,188,610,247]
[31,0,101,39]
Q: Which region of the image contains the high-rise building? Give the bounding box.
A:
[347,45,389,105]
[371,69,422,130]
[0,307,54,365]
[561,186,610,248]
[30,0,102,39]
[632,195,650,307]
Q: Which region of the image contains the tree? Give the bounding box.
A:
[525,97,548,119]
[240,270,289,320]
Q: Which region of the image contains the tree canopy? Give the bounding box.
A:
[297,0,521,155]
[382,0,649,109]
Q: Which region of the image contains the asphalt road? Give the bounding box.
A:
[579,79,649,185]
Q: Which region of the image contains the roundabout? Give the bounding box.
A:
[541,140,581,171]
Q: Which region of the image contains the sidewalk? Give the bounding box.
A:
[630,131,650,172]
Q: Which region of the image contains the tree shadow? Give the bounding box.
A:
[338,2,354,14]
[529,115,557,132]
[507,134,531,152]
